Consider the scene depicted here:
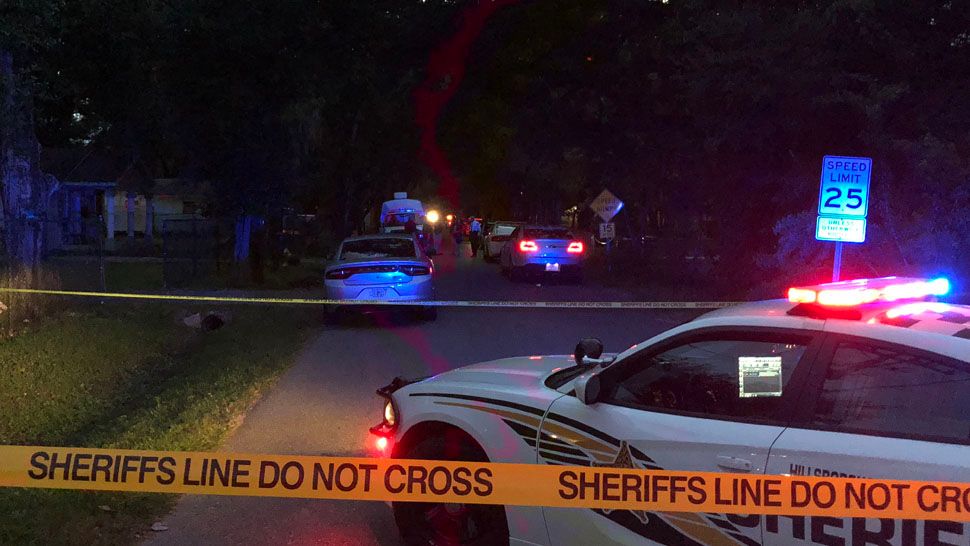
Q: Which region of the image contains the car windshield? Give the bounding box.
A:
[340,239,416,259]
[524,228,571,240]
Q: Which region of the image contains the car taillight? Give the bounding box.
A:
[519,240,538,252]
[400,265,431,276]
[567,241,584,253]
[326,269,353,280]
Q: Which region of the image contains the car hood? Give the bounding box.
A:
[424,355,576,387]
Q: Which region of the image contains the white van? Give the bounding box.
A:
[379,192,425,234]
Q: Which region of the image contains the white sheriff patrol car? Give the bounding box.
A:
[370,277,970,546]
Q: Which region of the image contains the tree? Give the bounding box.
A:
[0,0,64,270]
[437,0,970,291]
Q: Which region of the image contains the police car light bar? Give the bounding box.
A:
[787,277,950,307]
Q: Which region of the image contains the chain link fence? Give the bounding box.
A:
[161,218,219,288]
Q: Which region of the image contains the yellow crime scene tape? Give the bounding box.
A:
[2,445,969,521]
[0,287,739,309]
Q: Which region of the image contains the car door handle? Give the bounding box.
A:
[716,455,753,472]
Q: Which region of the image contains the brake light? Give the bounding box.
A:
[519,240,538,252]
[787,277,951,307]
[400,265,431,276]
[326,269,353,280]
[567,241,584,253]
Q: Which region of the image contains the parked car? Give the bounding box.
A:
[498,225,585,281]
[482,221,522,262]
[324,234,436,321]
[371,276,968,546]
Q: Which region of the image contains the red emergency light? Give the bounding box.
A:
[788,277,951,307]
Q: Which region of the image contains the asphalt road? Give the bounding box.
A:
[145,241,703,545]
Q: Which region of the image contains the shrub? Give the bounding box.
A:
[0,265,64,336]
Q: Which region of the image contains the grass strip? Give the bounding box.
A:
[0,302,315,545]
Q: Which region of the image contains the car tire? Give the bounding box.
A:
[393,434,509,546]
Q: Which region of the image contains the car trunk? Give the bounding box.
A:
[531,239,575,259]
[332,258,428,285]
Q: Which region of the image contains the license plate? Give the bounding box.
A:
[362,287,388,299]
[545,263,561,272]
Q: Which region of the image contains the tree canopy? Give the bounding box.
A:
[4,0,969,287]
[439,0,970,289]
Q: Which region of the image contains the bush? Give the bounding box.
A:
[0,265,64,336]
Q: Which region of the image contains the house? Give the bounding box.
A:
[40,148,205,251]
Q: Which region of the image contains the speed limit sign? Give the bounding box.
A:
[599,222,615,241]
[818,156,871,217]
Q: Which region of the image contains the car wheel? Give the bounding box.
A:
[393,434,509,546]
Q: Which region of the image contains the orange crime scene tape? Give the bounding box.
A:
[2,446,970,522]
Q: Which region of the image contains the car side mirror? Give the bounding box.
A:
[574,337,604,366]
[574,372,602,405]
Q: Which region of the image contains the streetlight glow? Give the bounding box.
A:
[426,210,440,224]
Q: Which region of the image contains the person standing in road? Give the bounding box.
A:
[452,216,464,256]
[469,217,482,257]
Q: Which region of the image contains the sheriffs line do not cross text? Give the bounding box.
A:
[556,469,970,515]
[16,448,970,521]
[26,451,493,497]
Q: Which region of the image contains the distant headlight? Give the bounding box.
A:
[383,399,397,427]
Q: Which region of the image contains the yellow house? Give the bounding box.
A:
[41,148,205,250]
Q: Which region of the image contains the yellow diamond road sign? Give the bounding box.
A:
[590,189,623,222]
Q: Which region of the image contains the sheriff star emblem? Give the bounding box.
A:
[592,441,649,524]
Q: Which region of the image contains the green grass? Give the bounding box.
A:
[47,258,324,292]
[0,302,315,545]
[43,260,165,292]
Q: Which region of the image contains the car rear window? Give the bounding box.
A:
[493,225,517,236]
[524,228,571,239]
[340,238,416,259]
[383,213,418,227]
